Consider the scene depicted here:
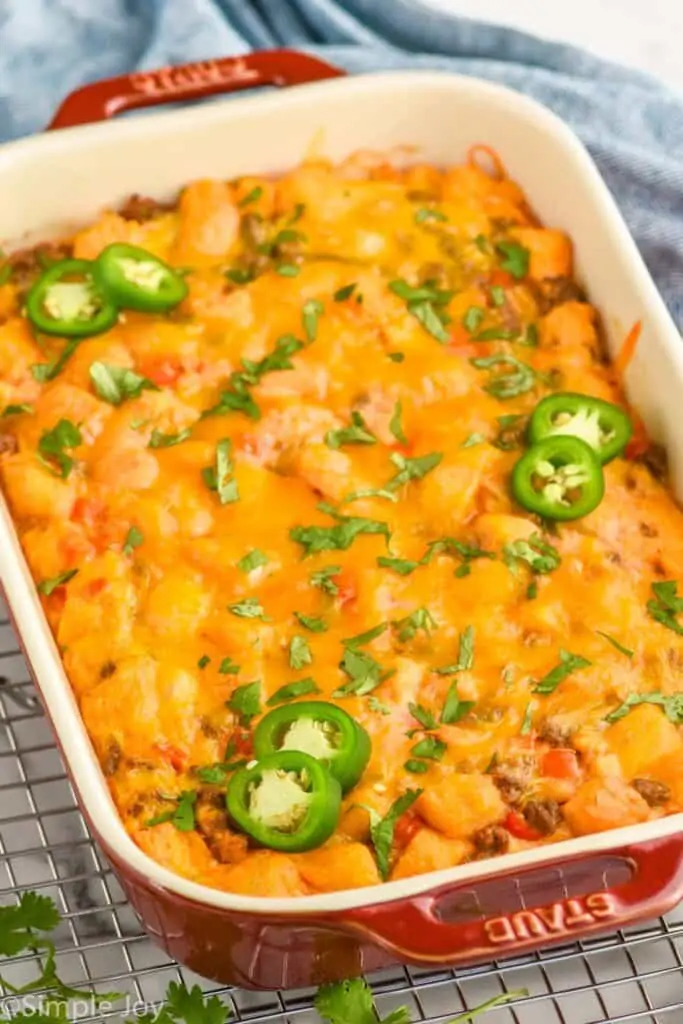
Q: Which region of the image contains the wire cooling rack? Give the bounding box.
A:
[2,598,683,1024]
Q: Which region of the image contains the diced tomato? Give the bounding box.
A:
[489,268,514,289]
[143,359,182,387]
[60,530,95,565]
[625,435,650,461]
[504,810,541,842]
[394,810,421,849]
[232,731,253,758]
[82,577,107,599]
[542,748,580,781]
[388,441,412,457]
[71,497,107,528]
[155,742,188,773]
[449,324,471,347]
[335,572,357,609]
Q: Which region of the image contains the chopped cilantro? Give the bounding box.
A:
[226,680,261,725]
[393,607,437,643]
[334,283,357,302]
[504,533,561,575]
[369,789,422,879]
[605,691,683,724]
[461,432,486,448]
[227,597,271,620]
[533,650,591,695]
[470,354,537,399]
[386,450,442,490]
[294,612,328,633]
[325,410,377,449]
[302,298,324,342]
[237,548,268,573]
[37,568,78,596]
[463,305,485,333]
[647,580,683,635]
[437,625,475,675]
[201,438,239,505]
[310,564,341,595]
[148,427,192,449]
[290,506,390,556]
[218,657,240,675]
[37,418,82,478]
[389,400,407,444]
[410,735,446,761]
[122,525,144,556]
[267,677,321,706]
[289,634,313,670]
[89,362,158,405]
[238,185,263,207]
[409,702,438,730]
[496,240,530,279]
[596,631,634,658]
[415,207,447,224]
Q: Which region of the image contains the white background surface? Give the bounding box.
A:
[424,0,683,90]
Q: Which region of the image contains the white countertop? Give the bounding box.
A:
[425,0,683,90]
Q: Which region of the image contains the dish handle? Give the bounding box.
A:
[344,833,683,963]
[47,49,345,130]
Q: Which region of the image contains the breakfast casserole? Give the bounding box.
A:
[1,149,682,898]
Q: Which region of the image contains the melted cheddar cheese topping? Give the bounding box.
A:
[1,152,683,898]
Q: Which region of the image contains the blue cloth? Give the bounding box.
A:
[2,0,683,326]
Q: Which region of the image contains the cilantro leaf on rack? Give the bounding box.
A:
[0,891,60,957]
[315,978,381,1024]
[162,980,231,1024]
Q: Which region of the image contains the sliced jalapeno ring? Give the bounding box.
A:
[226,750,341,852]
[253,701,371,793]
[95,243,188,313]
[25,259,118,338]
[529,392,632,464]
[512,435,604,521]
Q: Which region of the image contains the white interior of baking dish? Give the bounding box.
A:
[1,70,683,915]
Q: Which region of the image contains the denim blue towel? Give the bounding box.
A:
[1,0,682,326]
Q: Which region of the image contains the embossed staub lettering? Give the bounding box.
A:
[130,58,259,98]
[484,893,618,945]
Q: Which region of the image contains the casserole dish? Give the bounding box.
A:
[2,49,683,990]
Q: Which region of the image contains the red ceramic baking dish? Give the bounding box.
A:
[1,49,683,991]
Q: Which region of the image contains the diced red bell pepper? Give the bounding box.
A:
[335,571,357,609]
[155,742,188,773]
[490,268,515,289]
[504,810,542,842]
[394,809,422,849]
[142,358,182,387]
[82,577,107,599]
[542,748,580,781]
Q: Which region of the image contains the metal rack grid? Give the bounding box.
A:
[2,603,683,1024]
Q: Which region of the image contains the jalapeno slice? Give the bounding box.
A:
[512,435,604,521]
[94,243,188,313]
[529,392,632,464]
[226,750,341,852]
[253,701,371,793]
[25,259,118,338]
